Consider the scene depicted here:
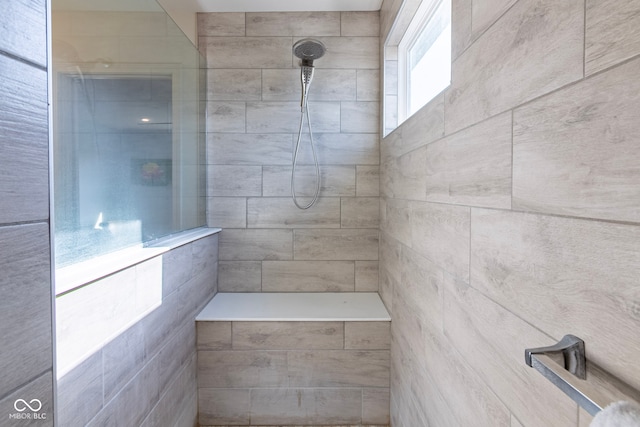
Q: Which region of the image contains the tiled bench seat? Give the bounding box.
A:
[196,293,391,427]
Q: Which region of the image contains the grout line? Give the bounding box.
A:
[406,197,640,229]
[0,218,50,228]
[582,0,587,78]
[343,322,346,349]
[243,100,247,133]
[441,269,446,335]
[577,402,581,427]
[468,206,473,299]
[291,228,295,261]
[143,353,196,427]
[457,0,521,60]
[101,349,105,408]
[0,48,46,71]
[510,109,514,211]
[582,50,640,77]
[230,321,234,349]
[441,90,447,137]
[0,368,53,404]
[469,0,474,40]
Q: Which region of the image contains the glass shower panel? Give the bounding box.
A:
[52,0,206,267]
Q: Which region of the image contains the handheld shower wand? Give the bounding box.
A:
[294,39,325,113]
[300,65,314,111]
[291,39,326,210]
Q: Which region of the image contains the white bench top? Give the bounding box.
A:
[196,292,391,322]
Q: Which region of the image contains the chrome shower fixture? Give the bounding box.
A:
[291,38,327,210]
[293,39,326,111]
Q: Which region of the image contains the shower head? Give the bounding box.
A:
[293,39,326,110]
[293,38,326,66]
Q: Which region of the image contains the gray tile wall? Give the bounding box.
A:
[199,12,380,294]
[196,320,390,426]
[0,0,54,424]
[381,0,640,426]
[56,234,219,426]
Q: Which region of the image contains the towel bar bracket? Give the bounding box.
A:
[525,334,586,380]
[525,334,640,416]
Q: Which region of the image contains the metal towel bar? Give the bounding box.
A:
[525,335,640,416]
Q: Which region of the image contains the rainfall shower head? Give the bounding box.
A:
[293,38,326,66]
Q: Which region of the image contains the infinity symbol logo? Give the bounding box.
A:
[14,399,42,412]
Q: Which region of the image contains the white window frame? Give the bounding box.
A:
[397,0,450,124]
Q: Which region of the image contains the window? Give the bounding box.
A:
[384,0,451,133]
[402,0,451,116]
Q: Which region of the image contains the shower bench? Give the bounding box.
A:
[196,292,391,427]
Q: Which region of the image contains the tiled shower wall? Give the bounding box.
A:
[56,233,218,426]
[199,12,381,293]
[380,0,640,426]
[197,320,391,426]
[0,0,54,423]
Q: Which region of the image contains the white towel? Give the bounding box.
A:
[591,401,640,427]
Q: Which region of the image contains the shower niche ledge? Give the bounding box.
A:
[196,292,391,427]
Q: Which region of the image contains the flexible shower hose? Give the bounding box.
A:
[291,91,321,210]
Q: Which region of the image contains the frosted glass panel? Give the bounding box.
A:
[52,0,206,267]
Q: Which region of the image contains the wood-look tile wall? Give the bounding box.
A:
[381,0,640,426]
[0,0,54,423]
[56,234,219,426]
[199,12,381,294]
[197,320,390,426]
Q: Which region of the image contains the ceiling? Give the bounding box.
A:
[53,0,383,45]
[187,0,382,12]
[54,0,382,12]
